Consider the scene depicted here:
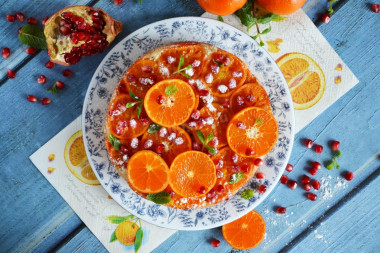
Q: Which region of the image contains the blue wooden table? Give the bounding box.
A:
[1,0,379,252]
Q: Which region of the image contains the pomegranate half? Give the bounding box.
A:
[44,5,122,65]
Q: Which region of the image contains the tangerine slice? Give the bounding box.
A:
[107,94,150,139]
[230,82,271,114]
[276,52,326,110]
[244,71,257,84]
[169,151,216,198]
[159,43,206,81]
[105,137,141,169]
[201,51,247,97]
[144,79,196,127]
[121,58,165,98]
[226,107,278,157]
[222,210,266,249]
[141,126,192,165]
[127,150,170,194]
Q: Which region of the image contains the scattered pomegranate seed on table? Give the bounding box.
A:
[305,139,313,148]
[15,12,25,22]
[45,61,54,69]
[285,163,293,172]
[37,75,46,84]
[7,69,16,79]
[303,183,311,191]
[321,13,331,23]
[6,14,15,22]
[301,175,310,184]
[307,193,317,201]
[311,180,320,190]
[41,16,49,25]
[114,0,124,5]
[27,17,37,25]
[331,140,340,151]
[27,95,38,103]
[371,3,380,13]
[26,47,36,55]
[288,180,297,190]
[62,69,73,77]
[211,239,220,247]
[345,171,354,181]
[280,175,288,184]
[255,172,265,179]
[18,27,22,34]
[258,184,267,193]
[56,81,65,89]
[309,167,318,175]
[41,98,51,105]
[315,144,323,154]
[312,161,321,170]
[276,207,286,214]
[2,47,10,59]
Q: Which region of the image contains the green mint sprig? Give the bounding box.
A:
[108,134,121,150]
[147,191,171,204]
[328,0,340,14]
[229,172,245,184]
[325,150,342,170]
[47,83,61,94]
[126,90,143,119]
[18,24,47,49]
[217,15,224,22]
[212,59,224,67]
[165,85,178,96]
[196,130,216,156]
[172,55,192,79]
[147,123,162,133]
[241,189,254,200]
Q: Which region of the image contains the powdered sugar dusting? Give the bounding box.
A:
[217,85,228,94]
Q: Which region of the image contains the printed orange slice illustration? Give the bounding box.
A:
[169,151,216,198]
[144,79,196,127]
[227,107,278,157]
[230,82,272,114]
[64,130,100,185]
[107,93,150,139]
[141,126,192,165]
[276,52,326,110]
[222,210,266,249]
[127,150,169,193]
[115,220,140,246]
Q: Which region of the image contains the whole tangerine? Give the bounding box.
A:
[257,0,306,15]
[197,0,247,16]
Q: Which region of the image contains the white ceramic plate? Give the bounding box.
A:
[82,17,295,230]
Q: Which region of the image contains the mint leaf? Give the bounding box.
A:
[257,13,277,24]
[108,134,121,150]
[106,215,134,224]
[134,227,143,253]
[229,172,245,184]
[18,24,47,49]
[47,84,60,94]
[147,191,171,204]
[325,160,335,170]
[196,130,205,144]
[165,85,178,96]
[333,150,342,158]
[328,7,334,14]
[212,59,224,67]
[129,90,141,100]
[272,15,287,22]
[205,145,216,156]
[241,189,254,200]
[179,71,191,79]
[110,231,117,243]
[251,35,259,40]
[178,55,184,70]
[148,123,161,133]
[126,101,139,108]
[261,25,272,35]
[206,133,214,144]
[217,15,224,22]
[236,1,256,28]
[259,40,265,47]
[137,103,143,119]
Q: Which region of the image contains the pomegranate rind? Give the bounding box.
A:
[44,5,122,66]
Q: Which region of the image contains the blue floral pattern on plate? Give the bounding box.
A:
[82,17,295,230]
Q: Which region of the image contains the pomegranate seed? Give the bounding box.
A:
[312,161,321,170]
[199,89,209,96]
[216,169,223,178]
[140,117,149,126]
[246,94,254,102]
[169,191,175,198]
[256,172,265,179]
[156,95,165,104]
[26,47,36,55]
[149,75,157,83]
[258,184,267,193]
[27,95,38,103]
[305,139,313,148]
[301,175,310,184]
[15,12,25,22]
[236,121,246,129]
[303,183,311,191]
[307,193,317,201]
[141,65,152,73]
[211,239,220,247]
[27,17,37,25]
[315,144,323,154]
[254,158,263,166]
[41,98,51,105]
[222,98,230,108]
[311,180,320,190]
[309,167,318,176]
[56,81,65,89]
[371,3,380,12]
[41,16,49,25]
[127,75,137,83]
[45,61,55,69]
[241,164,249,173]
[7,69,16,79]
[155,144,165,154]
[191,110,200,120]
[63,69,73,77]
[114,0,123,5]
[321,13,331,23]
[345,171,354,181]
[280,175,288,184]
[236,96,245,105]
[6,14,15,22]
[276,207,286,214]
[120,145,128,154]
[207,189,216,198]
[331,141,340,151]
[215,184,224,193]
[18,27,22,34]
[198,186,206,194]
[192,142,202,151]
[288,180,297,190]
[2,47,10,59]
[37,75,46,84]
[285,163,293,172]
[245,147,254,156]
[232,165,240,172]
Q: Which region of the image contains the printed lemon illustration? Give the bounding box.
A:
[115,220,140,246]
[64,130,100,185]
[276,52,326,110]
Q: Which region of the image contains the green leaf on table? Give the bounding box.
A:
[272,15,287,22]
[259,40,265,47]
[129,90,141,100]
[325,160,335,170]
[178,55,185,70]
[110,231,117,243]
[261,25,272,35]
[241,189,254,200]
[147,191,171,204]
[217,15,224,22]
[328,7,334,14]
[126,101,140,108]
[165,85,178,96]
[332,150,342,158]
[47,83,60,94]
[236,1,256,28]
[251,35,259,40]
[18,24,47,49]
[134,227,143,253]
[137,103,143,119]
[229,172,245,184]
[336,163,340,169]
[106,215,134,224]
[108,134,121,150]
[205,145,216,156]
[257,13,277,24]
[147,123,162,133]
[196,130,205,144]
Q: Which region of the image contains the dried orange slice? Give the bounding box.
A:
[276,52,326,110]
[222,210,266,249]
[107,94,150,139]
[141,126,192,165]
[201,51,247,97]
[230,82,271,114]
[227,107,278,157]
[127,150,169,193]
[169,151,216,198]
[144,79,196,127]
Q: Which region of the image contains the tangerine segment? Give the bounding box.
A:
[230,82,272,114]
[227,107,278,157]
[169,151,216,198]
[144,79,196,127]
[159,43,206,81]
[127,150,170,194]
[276,52,326,110]
[222,210,266,249]
[107,94,150,139]
[202,51,247,97]
[69,135,88,166]
[122,58,165,98]
[244,71,258,84]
